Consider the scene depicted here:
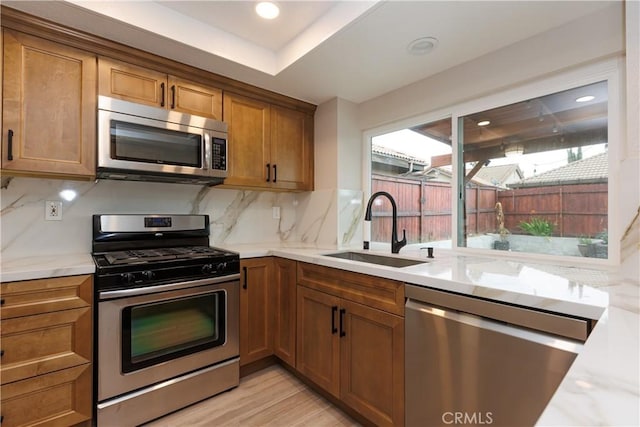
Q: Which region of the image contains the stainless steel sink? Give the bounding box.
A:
[323,251,427,268]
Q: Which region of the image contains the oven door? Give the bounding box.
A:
[97,277,239,401]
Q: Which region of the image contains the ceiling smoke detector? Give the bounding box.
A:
[407,37,438,56]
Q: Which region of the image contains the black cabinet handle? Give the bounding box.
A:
[1,414,4,424]
[160,82,165,107]
[171,85,176,109]
[242,266,248,289]
[331,306,338,334]
[0,350,4,357]
[0,298,4,306]
[339,308,346,337]
[7,129,14,161]
[266,163,271,182]
[273,164,277,183]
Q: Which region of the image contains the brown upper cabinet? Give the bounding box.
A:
[98,57,223,120]
[1,8,316,188]
[223,93,314,191]
[1,29,97,179]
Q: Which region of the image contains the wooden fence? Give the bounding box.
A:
[496,183,608,238]
[370,175,607,243]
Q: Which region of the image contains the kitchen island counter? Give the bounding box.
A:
[222,243,639,427]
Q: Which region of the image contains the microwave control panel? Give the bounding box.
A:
[211,137,227,171]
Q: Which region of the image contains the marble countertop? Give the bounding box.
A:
[222,243,639,426]
[0,253,95,282]
[1,246,638,425]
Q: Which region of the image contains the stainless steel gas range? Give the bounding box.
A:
[91,214,240,427]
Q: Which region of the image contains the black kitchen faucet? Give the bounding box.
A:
[363,191,407,254]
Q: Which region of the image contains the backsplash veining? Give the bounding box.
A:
[0,178,364,260]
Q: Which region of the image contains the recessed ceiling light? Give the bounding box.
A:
[477,120,490,127]
[407,37,438,55]
[256,2,279,20]
[575,95,595,103]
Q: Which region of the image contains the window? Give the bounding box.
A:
[370,118,452,249]
[457,81,609,259]
[367,65,617,262]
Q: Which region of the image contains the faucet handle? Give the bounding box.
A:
[401,229,407,244]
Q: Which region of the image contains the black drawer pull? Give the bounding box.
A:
[7,129,14,161]
[331,306,338,334]
[171,85,176,109]
[272,164,277,183]
[339,308,346,337]
[242,266,248,289]
[266,163,271,182]
[160,82,165,107]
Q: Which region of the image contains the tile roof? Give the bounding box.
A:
[509,151,608,188]
[371,144,428,164]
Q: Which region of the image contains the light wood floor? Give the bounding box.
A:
[144,365,359,427]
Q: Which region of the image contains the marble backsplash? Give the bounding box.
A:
[2,175,635,283]
[0,177,364,260]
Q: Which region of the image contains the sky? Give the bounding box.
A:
[372,129,607,179]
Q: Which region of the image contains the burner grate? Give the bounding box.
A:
[102,246,223,265]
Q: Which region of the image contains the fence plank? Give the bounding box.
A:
[371,175,607,242]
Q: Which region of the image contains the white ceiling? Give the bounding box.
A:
[4,1,615,105]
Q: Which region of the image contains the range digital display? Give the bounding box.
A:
[144,217,172,228]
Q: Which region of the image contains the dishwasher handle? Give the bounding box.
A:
[406,298,583,354]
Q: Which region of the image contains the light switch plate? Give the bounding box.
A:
[272,206,281,219]
[45,200,63,221]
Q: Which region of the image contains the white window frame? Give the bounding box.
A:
[362,58,623,267]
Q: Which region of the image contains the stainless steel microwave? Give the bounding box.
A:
[97,96,228,185]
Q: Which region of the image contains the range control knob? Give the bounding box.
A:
[216,262,228,273]
[201,264,214,274]
[141,270,155,281]
[120,272,136,285]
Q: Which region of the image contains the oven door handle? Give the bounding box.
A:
[99,274,240,300]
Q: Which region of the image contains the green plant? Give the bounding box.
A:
[595,229,608,244]
[519,217,554,237]
[578,235,592,245]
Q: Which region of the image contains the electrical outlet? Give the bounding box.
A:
[45,200,63,221]
[272,206,281,219]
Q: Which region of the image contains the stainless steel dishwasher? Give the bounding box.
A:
[405,284,588,427]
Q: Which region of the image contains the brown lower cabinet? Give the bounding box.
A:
[296,263,404,427]
[240,258,274,365]
[272,258,297,367]
[240,257,297,368]
[0,275,93,427]
[239,259,404,426]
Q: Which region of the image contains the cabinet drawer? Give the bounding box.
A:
[297,263,404,316]
[1,275,92,319]
[1,307,92,384]
[0,363,92,427]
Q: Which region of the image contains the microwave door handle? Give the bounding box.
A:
[203,134,211,171]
